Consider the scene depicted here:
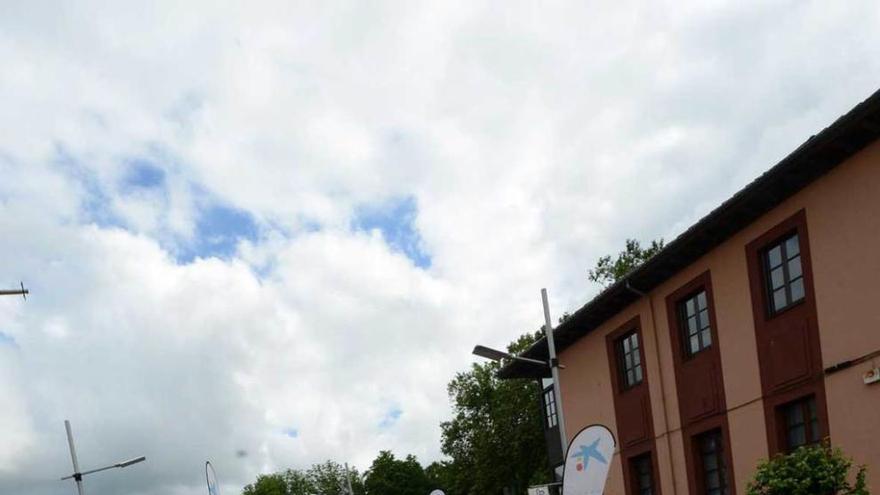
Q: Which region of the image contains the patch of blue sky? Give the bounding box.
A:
[378,407,402,429]
[0,331,18,348]
[352,196,431,269]
[175,202,260,263]
[120,159,165,191]
[52,145,125,228]
[283,427,299,439]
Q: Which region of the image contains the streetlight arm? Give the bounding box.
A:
[62,456,146,479]
[472,345,549,367]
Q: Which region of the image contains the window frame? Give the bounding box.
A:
[678,288,713,358]
[761,231,806,317]
[629,453,656,495]
[778,395,821,452]
[616,330,645,390]
[696,429,730,495]
[542,385,559,429]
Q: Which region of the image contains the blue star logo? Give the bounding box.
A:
[574,438,608,471]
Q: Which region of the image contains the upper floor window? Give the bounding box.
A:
[763,233,805,315]
[543,386,558,429]
[679,289,712,356]
[698,429,730,495]
[617,331,644,389]
[781,395,820,451]
[631,453,655,495]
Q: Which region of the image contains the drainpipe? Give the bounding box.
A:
[625,281,679,495]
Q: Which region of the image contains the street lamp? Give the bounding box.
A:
[60,420,146,495]
[472,288,568,454]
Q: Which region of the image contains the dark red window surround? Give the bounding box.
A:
[665,271,735,495]
[745,209,829,455]
[606,316,661,495]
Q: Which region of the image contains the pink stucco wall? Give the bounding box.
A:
[557,139,880,494]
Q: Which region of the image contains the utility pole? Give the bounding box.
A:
[0,281,28,299]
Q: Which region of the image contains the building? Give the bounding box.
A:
[501,88,880,494]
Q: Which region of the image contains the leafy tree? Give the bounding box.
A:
[241,461,364,495]
[747,445,869,495]
[363,451,430,495]
[588,238,664,287]
[425,460,456,494]
[242,473,289,495]
[309,461,365,495]
[439,331,550,495]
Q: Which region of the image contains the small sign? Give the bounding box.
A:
[527,485,551,495]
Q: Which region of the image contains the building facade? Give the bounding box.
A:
[502,88,880,494]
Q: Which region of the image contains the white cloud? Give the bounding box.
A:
[1,1,880,493]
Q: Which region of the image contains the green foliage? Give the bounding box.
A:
[588,238,664,287]
[241,461,364,495]
[439,331,550,495]
[363,451,431,495]
[747,445,869,495]
[425,460,456,493]
[243,332,551,495]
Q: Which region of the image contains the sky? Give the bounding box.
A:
[1,1,880,494]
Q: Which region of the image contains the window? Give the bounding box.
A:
[617,331,644,389]
[781,396,820,451]
[543,386,558,429]
[698,430,729,495]
[679,289,712,356]
[763,233,805,314]
[631,454,655,495]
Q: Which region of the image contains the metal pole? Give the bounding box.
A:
[0,282,28,299]
[64,420,86,495]
[344,463,355,495]
[541,289,568,454]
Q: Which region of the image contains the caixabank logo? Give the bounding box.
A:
[573,438,608,472]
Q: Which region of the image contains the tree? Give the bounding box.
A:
[363,451,430,495]
[439,331,550,495]
[588,238,664,287]
[309,461,364,495]
[242,473,289,495]
[241,461,364,495]
[425,460,456,494]
[747,445,869,495]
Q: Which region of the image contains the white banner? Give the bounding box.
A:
[561,425,616,495]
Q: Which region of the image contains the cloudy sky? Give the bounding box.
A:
[1,1,879,494]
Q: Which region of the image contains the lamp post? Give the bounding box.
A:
[0,282,28,299]
[472,288,568,454]
[60,420,146,495]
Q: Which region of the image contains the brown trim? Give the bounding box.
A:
[605,316,661,495]
[665,271,735,494]
[745,209,830,455]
